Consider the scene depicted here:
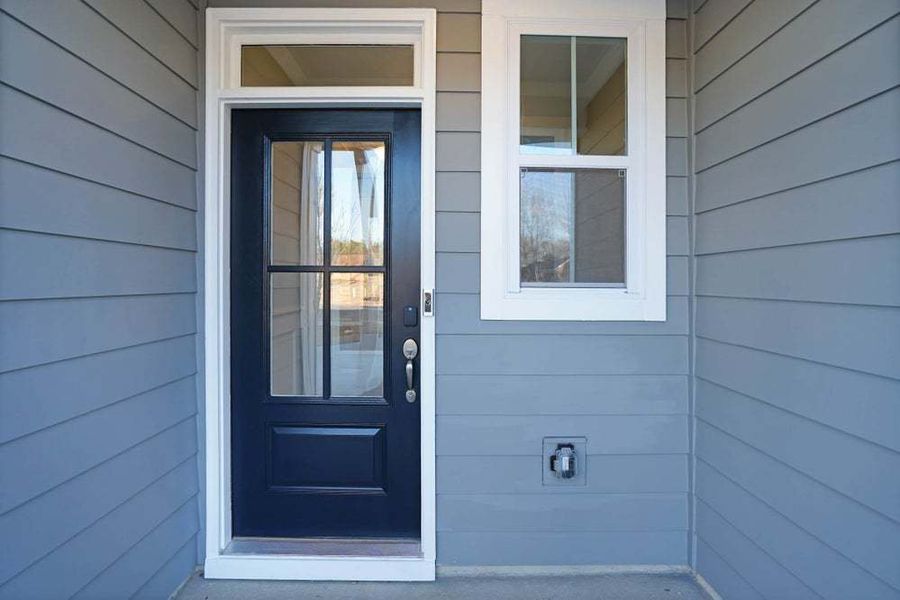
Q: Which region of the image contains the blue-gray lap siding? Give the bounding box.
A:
[205,0,692,567]
[688,1,900,598]
[0,0,202,597]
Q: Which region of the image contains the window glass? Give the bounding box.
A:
[520,168,625,285]
[520,36,627,156]
[270,273,324,396]
[242,45,414,87]
[270,141,325,265]
[576,37,627,155]
[520,35,572,153]
[331,141,385,266]
[330,273,384,397]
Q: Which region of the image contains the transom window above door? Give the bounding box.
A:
[241,45,415,87]
[269,139,388,399]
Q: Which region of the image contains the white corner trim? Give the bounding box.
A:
[480,1,667,321]
[202,7,437,582]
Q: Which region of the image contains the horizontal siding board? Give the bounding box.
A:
[695,500,820,600]
[697,424,900,589]
[695,297,900,379]
[436,211,478,252]
[0,86,197,209]
[0,230,197,300]
[665,59,688,97]
[666,98,688,137]
[436,13,480,53]
[436,52,480,92]
[436,92,480,132]
[0,460,198,600]
[695,88,900,212]
[0,420,196,584]
[435,172,479,212]
[437,374,688,415]
[436,254,690,296]
[0,14,197,167]
[0,377,196,514]
[0,158,197,250]
[667,216,689,255]
[83,0,198,87]
[667,176,689,215]
[696,338,900,453]
[693,0,815,91]
[666,138,688,176]
[666,19,687,58]
[696,236,900,306]
[438,493,687,532]
[695,162,900,248]
[131,539,197,600]
[692,0,753,50]
[145,0,199,47]
[438,531,688,565]
[0,0,197,126]
[437,415,689,455]
[696,17,900,170]
[72,502,197,600]
[436,293,689,335]
[695,538,766,600]
[694,0,900,131]
[697,379,900,522]
[667,0,688,20]
[0,336,196,444]
[437,334,688,375]
[438,454,689,494]
[696,461,899,600]
[436,131,480,171]
[436,252,479,293]
[0,294,196,373]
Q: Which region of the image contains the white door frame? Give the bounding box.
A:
[202,8,436,581]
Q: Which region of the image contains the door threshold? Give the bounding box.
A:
[225,536,422,558]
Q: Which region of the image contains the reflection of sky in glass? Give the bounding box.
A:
[331,144,385,265]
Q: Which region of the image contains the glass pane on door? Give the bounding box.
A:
[331,141,386,266]
[270,273,324,396]
[330,273,384,397]
[270,141,325,265]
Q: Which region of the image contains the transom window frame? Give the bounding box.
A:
[481,0,667,321]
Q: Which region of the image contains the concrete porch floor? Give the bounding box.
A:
[176,571,713,599]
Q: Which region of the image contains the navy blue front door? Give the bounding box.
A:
[230,109,421,538]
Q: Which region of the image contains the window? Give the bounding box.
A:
[481,0,667,321]
[241,45,415,87]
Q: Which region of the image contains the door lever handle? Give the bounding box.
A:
[402,338,418,403]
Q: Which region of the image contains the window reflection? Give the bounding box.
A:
[520,168,625,285]
[331,142,385,266]
[331,273,384,397]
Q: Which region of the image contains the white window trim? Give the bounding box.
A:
[203,8,436,581]
[481,0,667,321]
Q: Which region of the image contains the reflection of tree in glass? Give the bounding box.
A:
[331,142,385,266]
[520,169,573,283]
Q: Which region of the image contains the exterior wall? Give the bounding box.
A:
[0,0,202,597]
[208,0,692,566]
[689,1,900,598]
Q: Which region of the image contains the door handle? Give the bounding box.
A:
[402,338,418,403]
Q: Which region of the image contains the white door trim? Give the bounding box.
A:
[202,8,437,581]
